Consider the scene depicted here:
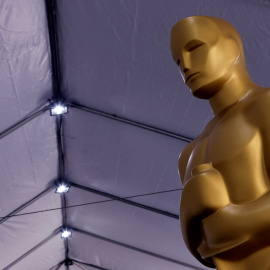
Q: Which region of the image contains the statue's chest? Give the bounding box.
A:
[185,98,269,202]
[189,109,256,168]
[208,112,256,163]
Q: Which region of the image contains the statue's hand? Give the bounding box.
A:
[198,204,250,258]
[199,192,270,258]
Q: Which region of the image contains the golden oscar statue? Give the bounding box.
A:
[170,16,270,270]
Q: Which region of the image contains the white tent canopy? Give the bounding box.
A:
[1,0,270,269]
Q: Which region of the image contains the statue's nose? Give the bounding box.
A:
[181,51,191,71]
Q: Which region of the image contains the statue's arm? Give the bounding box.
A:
[179,140,216,267]
[258,90,270,179]
[179,140,205,264]
[178,139,197,185]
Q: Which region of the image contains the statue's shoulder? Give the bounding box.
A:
[252,87,270,101]
[178,138,198,184]
[251,87,270,107]
[247,87,270,124]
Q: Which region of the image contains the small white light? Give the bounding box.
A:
[61,229,72,238]
[56,183,70,194]
[50,102,68,116]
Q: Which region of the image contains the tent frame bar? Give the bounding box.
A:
[73,227,204,270]
[0,104,49,140]
[0,183,55,224]
[68,101,193,143]
[70,181,179,219]
[73,259,108,270]
[46,0,70,264]
[48,261,65,270]
[56,114,70,263]
[45,0,62,98]
[56,115,65,179]
[3,228,61,270]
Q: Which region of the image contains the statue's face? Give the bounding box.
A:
[171,17,239,99]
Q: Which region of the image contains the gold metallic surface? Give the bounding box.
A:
[170,16,270,269]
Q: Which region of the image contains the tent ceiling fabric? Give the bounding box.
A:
[1,0,270,269]
[0,0,52,131]
[64,108,184,213]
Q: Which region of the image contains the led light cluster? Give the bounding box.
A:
[56,183,70,193]
[50,100,68,116]
[61,229,72,238]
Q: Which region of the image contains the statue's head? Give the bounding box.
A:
[170,16,246,99]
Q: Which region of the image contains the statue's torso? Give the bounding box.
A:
[181,89,270,270]
[184,91,270,204]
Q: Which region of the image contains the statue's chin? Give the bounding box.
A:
[191,85,217,100]
[191,82,222,99]
[190,75,230,99]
